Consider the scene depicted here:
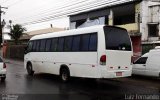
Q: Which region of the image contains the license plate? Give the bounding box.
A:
[116,72,122,76]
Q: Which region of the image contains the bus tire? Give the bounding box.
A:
[27,62,34,76]
[60,67,70,82]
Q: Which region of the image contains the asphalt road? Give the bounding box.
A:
[0,59,160,100]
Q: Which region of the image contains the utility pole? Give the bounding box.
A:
[0,5,8,46]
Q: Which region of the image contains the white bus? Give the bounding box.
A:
[24,25,133,82]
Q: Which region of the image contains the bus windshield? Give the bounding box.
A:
[104,26,132,51]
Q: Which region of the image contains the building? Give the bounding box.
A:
[69,0,160,59]
[20,27,65,40]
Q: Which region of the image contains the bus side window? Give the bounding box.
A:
[89,33,97,51]
[51,38,58,52]
[32,41,37,52]
[72,35,80,51]
[45,39,52,52]
[40,39,46,52]
[36,40,40,52]
[64,36,73,51]
[80,34,90,51]
[57,37,64,52]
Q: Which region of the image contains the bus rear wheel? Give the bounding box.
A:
[1,77,6,82]
[60,68,70,82]
[27,63,34,76]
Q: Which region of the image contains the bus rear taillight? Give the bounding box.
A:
[3,63,6,69]
[100,55,106,65]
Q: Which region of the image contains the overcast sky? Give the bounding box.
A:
[1,0,78,30]
[0,0,132,32]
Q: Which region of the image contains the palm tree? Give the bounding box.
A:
[8,24,26,45]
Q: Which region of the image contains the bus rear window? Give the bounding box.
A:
[104,26,132,51]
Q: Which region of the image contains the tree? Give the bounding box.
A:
[8,24,26,44]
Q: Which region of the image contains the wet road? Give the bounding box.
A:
[0,59,160,100]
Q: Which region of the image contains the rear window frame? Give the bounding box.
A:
[103,26,132,51]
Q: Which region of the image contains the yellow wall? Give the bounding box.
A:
[117,23,138,32]
[109,19,113,26]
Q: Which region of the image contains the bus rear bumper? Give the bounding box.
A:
[101,70,132,78]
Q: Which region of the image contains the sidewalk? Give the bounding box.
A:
[4,58,24,66]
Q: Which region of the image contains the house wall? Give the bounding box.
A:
[140,0,160,41]
[69,1,142,59]
[70,2,139,34]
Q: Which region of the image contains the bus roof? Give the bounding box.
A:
[30,25,126,41]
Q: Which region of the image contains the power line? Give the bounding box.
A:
[13,0,90,22]
[4,0,133,26]
[13,0,102,23]
[5,0,83,23]
[20,0,128,25]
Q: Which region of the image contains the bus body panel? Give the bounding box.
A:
[104,50,132,78]
[25,52,100,78]
[106,50,132,70]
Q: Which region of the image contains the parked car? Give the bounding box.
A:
[0,57,6,81]
[132,46,160,77]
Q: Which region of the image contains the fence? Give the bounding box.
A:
[3,44,27,60]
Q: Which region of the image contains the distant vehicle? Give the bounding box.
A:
[0,57,6,82]
[133,47,160,77]
[24,25,133,82]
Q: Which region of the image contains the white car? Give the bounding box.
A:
[132,47,160,77]
[0,57,6,81]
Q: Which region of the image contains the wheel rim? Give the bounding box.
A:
[62,71,68,81]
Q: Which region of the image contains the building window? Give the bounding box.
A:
[114,14,135,25]
[113,4,135,25]
[76,19,86,28]
[105,16,109,25]
[148,24,159,37]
